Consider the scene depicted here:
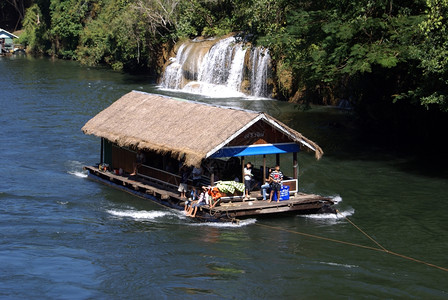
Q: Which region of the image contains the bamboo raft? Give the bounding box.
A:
[84,166,335,221]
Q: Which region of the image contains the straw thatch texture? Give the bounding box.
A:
[82,91,323,166]
[266,115,324,160]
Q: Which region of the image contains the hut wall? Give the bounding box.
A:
[111,145,135,173]
[228,120,291,146]
[104,139,113,165]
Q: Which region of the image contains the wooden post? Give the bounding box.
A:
[100,138,104,164]
[263,154,266,183]
[241,156,245,182]
[293,152,298,179]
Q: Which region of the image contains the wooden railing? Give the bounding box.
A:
[137,164,181,191]
[282,179,298,193]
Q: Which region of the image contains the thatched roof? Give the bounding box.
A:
[82,91,323,167]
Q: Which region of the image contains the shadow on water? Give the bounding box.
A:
[170,89,448,180]
[273,104,448,179]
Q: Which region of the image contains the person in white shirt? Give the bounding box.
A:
[243,162,253,200]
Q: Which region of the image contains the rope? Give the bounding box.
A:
[335,210,448,272]
[336,209,387,252]
[256,223,385,252]
[256,220,448,273]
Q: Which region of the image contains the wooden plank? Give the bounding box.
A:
[85,166,180,199]
[84,165,334,220]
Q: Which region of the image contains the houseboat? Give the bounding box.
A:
[0,28,18,54]
[82,91,335,222]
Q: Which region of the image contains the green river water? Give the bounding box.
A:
[0,55,447,299]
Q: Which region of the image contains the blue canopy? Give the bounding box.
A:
[210,143,301,158]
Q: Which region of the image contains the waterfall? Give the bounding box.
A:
[226,43,247,92]
[250,47,271,97]
[160,36,272,98]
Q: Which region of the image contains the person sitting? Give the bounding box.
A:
[186,186,209,217]
[260,168,273,201]
[190,186,198,201]
[184,198,192,214]
[268,165,284,203]
[208,186,222,208]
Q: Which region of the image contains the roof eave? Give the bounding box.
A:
[205,113,322,159]
[205,114,264,159]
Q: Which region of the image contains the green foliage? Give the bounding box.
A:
[259,1,426,104]
[175,0,212,37]
[20,3,50,54]
[174,0,236,38]
[18,0,448,115]
[230,0,289,36]
[48,0,92,58]
[409,0,448,111]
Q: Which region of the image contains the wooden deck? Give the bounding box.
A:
[84,166,335,221]
[209,193,334,219]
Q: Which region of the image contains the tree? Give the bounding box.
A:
[3,0,32,30]
[407,0,448,111]
[20,3,50,53]
[259,0,426,104]
[133,0,179,37]
[48,0,92,58]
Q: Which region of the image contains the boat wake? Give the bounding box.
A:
[301,207,355,220]
[318,261,358,269]
[106,209,184,221]
[104,193,346,226]
[106,207,257,227]
[66,160,88,178]
[68,170,88,178]
[298,195,355,220]
[188,218,257,228]
[331,195,343,204]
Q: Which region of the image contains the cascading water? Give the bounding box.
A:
[160,36,272,98]
[250,47,271,97]
[226,43,247,92]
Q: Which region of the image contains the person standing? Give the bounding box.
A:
[191,165,203,199]
[178,165,190,199]
[130,150,145,176]
[269,165,283,203]
[243,162,253,200]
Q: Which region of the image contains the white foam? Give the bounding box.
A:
[301,207,355,220]
[331,195,343,204]
[107,209,172,220]
[108,208,257,226]
[182,82,247,98]
[68,170,88,178]
[157,85,270,100]
[66,160,88,178]
[188,218,257,228]
[319,261,358,269]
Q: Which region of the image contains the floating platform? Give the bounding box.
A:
[81,92,336,222]
[84,166,335,222]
